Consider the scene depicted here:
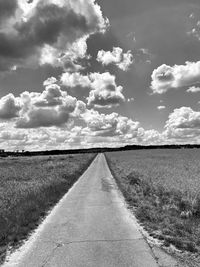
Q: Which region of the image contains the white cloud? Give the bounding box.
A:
[97,47,133,71]
[151,61,200,94]
[0,103,168,150]
[87,72,125,108]
[189,13,195,19]
[157,105,166,110]
[5,98,200,149]
[163,107,200,142]
[43,77,57,87]
[0,130,27,141]
[127,98,134,103]
[186,86,200,93]
[138,129,164,145]
[61,72,91,88]
[165,107,200,129]
[61,71,126,108]
[40,36,90,71]
[82,109,140,138]
[79,109,167,146]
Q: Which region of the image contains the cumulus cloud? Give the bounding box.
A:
[82,109,140,138]
[0,94,21,119]
[33,84,66,107]
[87,72,125,108]
[186,86,200,93]
[165,107,200,129]
[138,129,163,145]
[43,76,57,87]
[151,61,200,94]
[0,99,163,150]
[78,110,165,147]
[163,107,200,141]
[97,47,133,71]
[17,92,85,128]
[0,92,184,150]
[87,87,124,108]
[16,106,73,128]
[61,72,91,88]
[0,82,86,129]
[0,130,27,141]
[0,0,108,71]
[61,71,125,108]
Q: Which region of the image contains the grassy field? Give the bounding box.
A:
[106,149,200,254]
[0,153,96,264]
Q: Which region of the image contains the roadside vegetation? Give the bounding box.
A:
[0,153,96,264]
[106,149,200,255]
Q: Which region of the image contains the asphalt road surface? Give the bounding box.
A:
[4,154,160,267]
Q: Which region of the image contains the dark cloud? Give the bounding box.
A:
[0,0,18,23]
[157,72,174,82]
[15,95,78,128]
[11,84,87,128]
[0,33,26,58]
[16,4,88,46]
[0,4,88,62]
[0,0,107,71]
[16,107,70,128]
[0,84,88,129]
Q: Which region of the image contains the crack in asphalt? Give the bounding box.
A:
[47,237,144,244]
[43,237,145,246]
[40,238,145,267]
[41,243,64,267]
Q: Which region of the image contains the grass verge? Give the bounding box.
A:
[105,153,200,255]
[0,153,96,264]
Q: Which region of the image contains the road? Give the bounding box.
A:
[4,153,160,267]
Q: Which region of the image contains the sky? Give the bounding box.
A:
[1,0,200,150]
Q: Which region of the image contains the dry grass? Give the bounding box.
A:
[106,149,200,254]
[0,153,96,264]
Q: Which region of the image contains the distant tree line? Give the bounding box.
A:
[0,144,200,157]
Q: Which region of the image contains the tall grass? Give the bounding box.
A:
[106,149,200,254]
[0,153,96,264]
